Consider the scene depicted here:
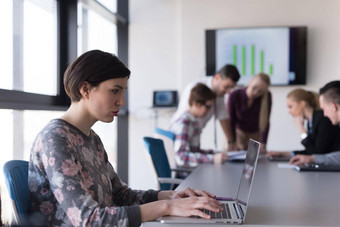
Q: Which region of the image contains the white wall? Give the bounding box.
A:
[128,0,340,189]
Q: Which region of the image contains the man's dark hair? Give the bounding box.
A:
[189,83,216,106]
[64,50,131,102]
[216,64,240,82]
[319,80,340,105]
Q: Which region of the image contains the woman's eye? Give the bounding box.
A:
[112,90,119,94]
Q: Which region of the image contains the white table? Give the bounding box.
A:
[143,157,340,226]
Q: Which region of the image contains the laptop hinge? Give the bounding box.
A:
[234,202,244,219]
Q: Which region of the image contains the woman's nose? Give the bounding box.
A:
[116,94,125,106]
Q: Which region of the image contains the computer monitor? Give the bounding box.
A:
[153,90,178,108]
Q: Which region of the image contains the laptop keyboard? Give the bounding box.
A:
[202,203,232,219]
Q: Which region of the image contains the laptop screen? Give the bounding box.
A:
[236,139,260,207]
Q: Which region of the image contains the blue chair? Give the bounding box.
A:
[154,127,175,141]
[143,137,183,190]
[154,128,176,170]
[154,128,195,177]
[3,160,29,225]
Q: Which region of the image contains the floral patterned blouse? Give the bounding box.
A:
[28,119,158,227]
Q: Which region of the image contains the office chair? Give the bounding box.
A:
[154,127,176,170]
[154,127,176,141]
[143,137,183,190]
[3,160,29,225]
[154,128,195,178]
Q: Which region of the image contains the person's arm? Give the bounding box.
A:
[290,151,340,165]
[140,188,223,222]
[314,151,340,165]
[109,164,159,205]
[140,196,221,221]
[289,154,315,165]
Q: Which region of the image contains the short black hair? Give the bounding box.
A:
[319,80,340,105]
[64,50,130,102]
[216,64,240,82]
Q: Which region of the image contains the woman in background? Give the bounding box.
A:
[227,73,271,153]
[28,50,222,227]
[267,88,340,160]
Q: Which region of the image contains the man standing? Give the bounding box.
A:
[290,81,340,165]
[170,64,240,150]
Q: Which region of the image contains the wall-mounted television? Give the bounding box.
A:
[206,26,307,85]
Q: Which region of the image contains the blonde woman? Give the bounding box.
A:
[227,73,271,153]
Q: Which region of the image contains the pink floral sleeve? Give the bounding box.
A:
[28,119,158,227]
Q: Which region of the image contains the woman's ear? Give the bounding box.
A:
[79,81,91,99]
[300,100,307,108]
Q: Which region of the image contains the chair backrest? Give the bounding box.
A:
[143,137,172,190]
[154,127,176,169]
[3,160,29,224]
[154,127,175,141]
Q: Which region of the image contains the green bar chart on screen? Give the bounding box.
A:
[215,27,289,85]
[232,44,274,77]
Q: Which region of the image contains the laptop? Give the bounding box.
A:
[295,163,340,172]
[267,156,290,162]
[228,150,247,162]
[160,139,260,224]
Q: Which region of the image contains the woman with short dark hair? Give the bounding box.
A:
[28,50,222,227]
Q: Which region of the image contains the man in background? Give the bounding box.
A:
[290,81,340,165]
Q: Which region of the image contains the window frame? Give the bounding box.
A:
[0,0,128,111]
[0,0,129,181]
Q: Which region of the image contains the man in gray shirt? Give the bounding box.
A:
[290,81,340,165]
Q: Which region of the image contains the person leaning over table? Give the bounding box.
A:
[290,81,340,165]
[27,50,223,227]
[169,83,229,172]
[170,64,240,151]
[227,73,271,154]
[267,87,340,162]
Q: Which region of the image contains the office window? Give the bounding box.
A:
[0,110,14,171]
[0,109,64,171]
[0,0,127,175]
[96,0,117,13]
[0,1,13,91]
[78,1,118,55]
[23,0,57,95]
[0,0,57,96]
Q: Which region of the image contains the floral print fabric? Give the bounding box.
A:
[28,119,158,227]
